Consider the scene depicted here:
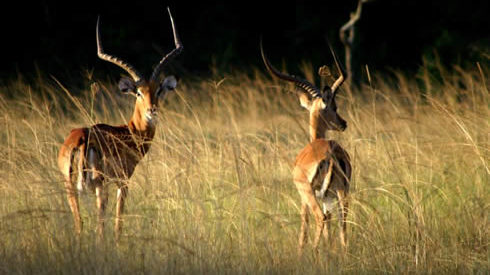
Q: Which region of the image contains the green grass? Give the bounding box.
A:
[0,63,488,274]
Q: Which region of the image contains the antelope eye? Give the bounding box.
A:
[136,90,143,98]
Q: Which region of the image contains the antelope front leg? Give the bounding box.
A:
[336,190,348,250]
[322,210,332,247]
[95,186,108,240]
[115,185,128,241]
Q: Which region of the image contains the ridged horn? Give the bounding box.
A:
[327,42,347,96]
[260,39,321,99]
[96,16,143,82]
[150,7,184,82]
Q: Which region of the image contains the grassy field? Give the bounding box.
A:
[0,62,488,274]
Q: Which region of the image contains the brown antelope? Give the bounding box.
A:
[58,8,183,240]
[261,41,351,255]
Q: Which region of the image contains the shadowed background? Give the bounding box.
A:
[2,0,489,82]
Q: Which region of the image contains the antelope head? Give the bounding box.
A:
[260,41,347,140]
[96,8,183,128]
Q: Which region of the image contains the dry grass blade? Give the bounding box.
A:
[0,62,488,274]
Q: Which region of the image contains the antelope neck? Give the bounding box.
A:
[309,109,327,142]
[128,108,156,140]
[309,124,327,141]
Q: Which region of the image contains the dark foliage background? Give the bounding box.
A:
[2,0,489,81]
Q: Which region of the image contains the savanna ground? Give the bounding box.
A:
[0,60,488,274]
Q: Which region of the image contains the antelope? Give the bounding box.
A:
[57,8,183,240]
[261,41,351,255]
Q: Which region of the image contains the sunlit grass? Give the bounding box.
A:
[0,62,488,274]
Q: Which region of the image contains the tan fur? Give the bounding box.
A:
[308,99,328,141]
[293,139,351,254]
[261,40,350,256]
[60,10,182,241]
[58,81,170,240]
[293,98,351,256]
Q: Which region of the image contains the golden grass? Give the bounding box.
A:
[0,63,488,274]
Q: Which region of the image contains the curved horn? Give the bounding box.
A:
[150,7,184,82]
[96,16,143,82]
[327,42,347,96]
[260,39,321,99]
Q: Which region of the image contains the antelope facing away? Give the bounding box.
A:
[58,8,183,240]
[261,41,351,255]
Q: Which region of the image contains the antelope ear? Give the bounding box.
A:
[318,65,330,77]
[158,75,178,100]
[118,77,136,94]
[298,92,312,110]
[161,75,177,91]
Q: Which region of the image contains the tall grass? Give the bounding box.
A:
[0,62,488,274]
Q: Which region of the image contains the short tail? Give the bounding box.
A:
[58,128,88,192]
